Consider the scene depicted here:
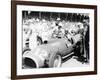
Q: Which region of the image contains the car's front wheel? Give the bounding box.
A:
[48,53,62,68]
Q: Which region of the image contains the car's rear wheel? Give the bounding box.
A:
[48,53,62,68]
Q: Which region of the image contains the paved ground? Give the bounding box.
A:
[61,56,89,68]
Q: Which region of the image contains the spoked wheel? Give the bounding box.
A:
[48,53,62,68]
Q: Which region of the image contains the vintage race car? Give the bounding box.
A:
[22,37,82,68]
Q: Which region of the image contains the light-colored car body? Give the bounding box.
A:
[23,38,77,68]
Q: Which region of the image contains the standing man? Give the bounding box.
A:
[82,19,89,63]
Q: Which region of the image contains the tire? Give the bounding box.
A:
[22,48,31,69]
[48,52,62,68]
[23,47,31,54]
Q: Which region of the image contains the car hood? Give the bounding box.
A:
[32,38,71,55]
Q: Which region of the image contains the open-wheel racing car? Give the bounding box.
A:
[22,36,85,68]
